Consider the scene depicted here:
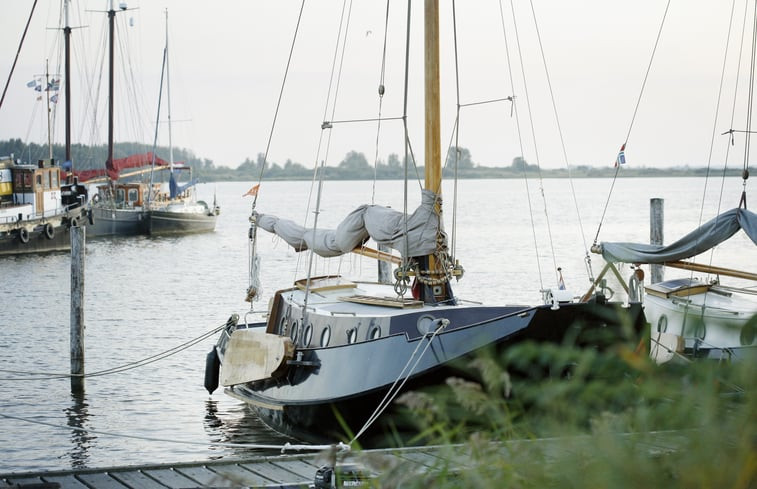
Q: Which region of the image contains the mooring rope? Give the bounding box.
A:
[350,319,448,444]
[0,412,349,454]
[0,323,226,381]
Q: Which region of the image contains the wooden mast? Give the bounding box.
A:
[106,0,115,181]
[424,0,441,194]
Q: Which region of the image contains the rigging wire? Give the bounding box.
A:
[528,0,592,284]
[593,0,672,246]
[450,0,460,260]
[371,0,392,205]
[503,0,545,292]
[0,0,38,111]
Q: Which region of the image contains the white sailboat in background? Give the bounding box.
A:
[592,1,757,363]
[145,10,219,236]
[205,1,646,445]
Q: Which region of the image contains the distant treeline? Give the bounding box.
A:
[0,139,738,182]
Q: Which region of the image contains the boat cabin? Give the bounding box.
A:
[0,156,63,220]
[96,182,156,209]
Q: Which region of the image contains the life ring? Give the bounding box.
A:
[18,228,29,244]
[44,223,55,240]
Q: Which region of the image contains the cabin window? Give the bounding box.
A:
[368,324,381,340]
[24,172,32,188]
[657,315,667,333]
[303,324,313,347]
[279,317,287,336]
[347,328,357,344]
[116,189,126,203]
[290,320,299,343]
[51,170,59,189]
[36,174,42,188]
[44,171,51,190]
[128,189,139,203]
[320,326,331,347]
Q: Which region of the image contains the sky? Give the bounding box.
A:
[0,1,752,171]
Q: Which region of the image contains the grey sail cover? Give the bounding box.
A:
[256,189,441,258]
[598,207,757,264]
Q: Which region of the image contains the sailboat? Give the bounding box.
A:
[145,11,219,236]
[204,1,646,444]
[0,0,89,256]
[591,3,757,363]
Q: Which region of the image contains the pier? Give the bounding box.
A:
[0,432,689,488]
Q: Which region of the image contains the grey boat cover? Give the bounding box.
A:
[597,207,757,264]
[256,189,441,258]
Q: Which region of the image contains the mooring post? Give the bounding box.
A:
[70,225,85,393]
[650,198,664,284]
[377,243,392,284]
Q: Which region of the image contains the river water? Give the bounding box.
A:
[0,177,753,472]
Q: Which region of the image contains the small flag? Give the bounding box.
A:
[615,143,626,167]
[46,79,60,91]
[26,80,37,88]
[34,84,42,92]
[50,94,59,103]
[243,183,260,197]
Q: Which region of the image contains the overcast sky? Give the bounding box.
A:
[0,1,752,170]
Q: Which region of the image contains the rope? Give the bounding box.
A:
[0,0,38,111]
[350,320,448,444]
[249,0,306,210]
[371,0,391,205]
[593,0,672,246]
[0,412,350,454]
[0,323,226,381]
[502,0,544,292]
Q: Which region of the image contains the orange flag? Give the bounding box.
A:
[243,184,260,197]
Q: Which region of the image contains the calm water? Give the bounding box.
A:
[0,177,754,472]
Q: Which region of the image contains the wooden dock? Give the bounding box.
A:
[0,432,688,488]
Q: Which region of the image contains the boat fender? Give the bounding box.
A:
[204,347,220,394]
[18,228,29,244]
[44,223,55,239]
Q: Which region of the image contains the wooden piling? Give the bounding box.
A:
[650,198,664,284]
[70,225,85,393]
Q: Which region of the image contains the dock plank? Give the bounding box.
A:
[140,468,200,489]
[108,470,170,489]
[76,472,131,489]
[173,466,238,488]
[233,462,306,485]
[206,464,277,486]
[38,475,90,489]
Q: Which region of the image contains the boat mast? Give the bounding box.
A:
[45,59,53,159]
[424,0,441,194]
[64,0,72,167]
[106,0,115,181]
[165,10,174,172]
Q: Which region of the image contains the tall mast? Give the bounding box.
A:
[45,59,52,159]
[106,0,115,180]
[165,10,174,171]
[424,0,441,194]
[64,0,72,166]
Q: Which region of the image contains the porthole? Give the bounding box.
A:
[303,323,313,347]
[347,328,358,344]
[320,326,332,347]
[279,316,288,335]
[417,315,437,335]
[368,324,381,340]
[290,320,299,343]
[657,315,668,333]
[740,320,756,346]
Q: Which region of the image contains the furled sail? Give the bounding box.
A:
[595,207,757,264]
[257,189,441,258]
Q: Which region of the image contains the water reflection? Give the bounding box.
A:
[63,391,95,469]
[203,399,296,459]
